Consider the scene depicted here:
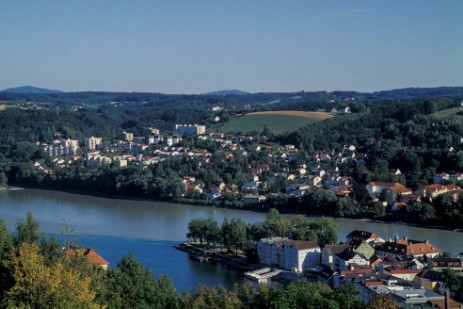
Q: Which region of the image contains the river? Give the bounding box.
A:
[0,188,462,291]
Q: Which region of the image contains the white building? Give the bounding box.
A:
[60,139,79,155]
[257,238,321,273]
[175,124,206,136]
[166,134,182,146]
[283,240,321,272]
[84,137,103,151]
[257,237,288,267]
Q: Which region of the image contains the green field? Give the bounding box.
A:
[212,113,328,134]
[430,107,463,120]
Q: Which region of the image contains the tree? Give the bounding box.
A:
[290,215,318,241]
[302,188,337,215]
[105,254,180,309]
[187,218,208,243]
[203,217,220,250]
[4,243,101,308]
[182,285,242,309]
[311,217,338,246]
[0,172,7,187]
[228,218,248,255]
[335,198,359,217]
[365,293,399,309]
[379,188,394,206]
[265,208,288,237]
[15,211,40,245]
[0,218,14,300]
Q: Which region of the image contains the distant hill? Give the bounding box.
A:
[1,85,62,94]
[204,89,250,95]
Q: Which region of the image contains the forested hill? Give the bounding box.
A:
[0,86,462,110]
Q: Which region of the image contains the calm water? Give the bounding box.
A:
[1,188,462,291]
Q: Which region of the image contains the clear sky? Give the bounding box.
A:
[1,1,462,94]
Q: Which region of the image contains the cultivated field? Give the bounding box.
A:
[213,111,334,134]
[430,107,463,120]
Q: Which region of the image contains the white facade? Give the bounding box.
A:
[257,237,287,267]
[257,238,321,273]
[283,241,321,272]
[84,137,103,151]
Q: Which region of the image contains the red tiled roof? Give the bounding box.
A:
[66,247,109,266]
[388,269,422,274]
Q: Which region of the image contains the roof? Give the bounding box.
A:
[288,240,320,250]
[324,244,350,255]
[347,230,375,239]
[65,246,109,266]
[388,269,422,275]
[376,238,440,256]
[368,182,412,194]
[428,297,462,309]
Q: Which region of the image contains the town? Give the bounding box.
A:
[255,231,455,308]
[178,213,463,308]
[35,121,463,226]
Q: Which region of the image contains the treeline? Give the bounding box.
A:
[0,213,378,308]
[186,209,338,254]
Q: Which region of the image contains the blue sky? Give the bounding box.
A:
[1,1,462,93]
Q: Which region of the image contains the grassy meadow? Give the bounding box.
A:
[212,111,334,134]
[430,106,463,120]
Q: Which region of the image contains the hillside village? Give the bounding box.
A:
[253,229,462,308]
[34,122,463,224]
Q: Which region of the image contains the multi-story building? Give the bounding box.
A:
[375,237,441,259]
[166,134,182,146]
[175,124,206,136]
[282,240,321,272]
[118,131,134,142]
[144,127,160,135]
[257,237,287,267]
[44,139,80,158]
[145,134,163,145]
[257,237,321,273]
[61,139,79,155]
[84,137,103,151]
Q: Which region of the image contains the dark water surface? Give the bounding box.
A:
[1,188,462,291]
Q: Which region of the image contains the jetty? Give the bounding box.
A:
[189,253,213,262]
[244,267,283,282]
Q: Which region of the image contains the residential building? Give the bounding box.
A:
[366,182,412,199]
[282,240,321,272]
[375,237,441,259]
[175,124,206,136]
[84,136,103,151]
[332,248,370,271]
[346,230,385,246]
[118,131,134,142]
[65,246,109,270]
[257,237,288,267]
[322,244,350,270]
[340,272,444,306]
[257,238,321,273]
[242,195,267,204]
[166,134,182,146]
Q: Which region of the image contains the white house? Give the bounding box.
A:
[257,237,288,267]
[257,238,321,273]
[282,240,321,272]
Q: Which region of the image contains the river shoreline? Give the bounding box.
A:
[5,185,462,234]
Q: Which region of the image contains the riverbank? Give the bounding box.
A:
[7,185,463,233]
[174,242,259,272]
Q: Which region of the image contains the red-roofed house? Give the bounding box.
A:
[65,247,110,270]
[366,182,412,199]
